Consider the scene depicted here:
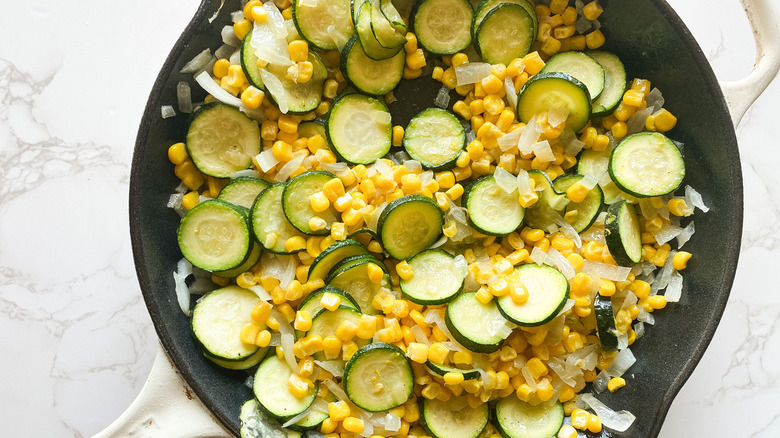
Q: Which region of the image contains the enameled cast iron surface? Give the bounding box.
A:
[129,0,742,435]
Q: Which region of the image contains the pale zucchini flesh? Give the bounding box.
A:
[475,4,534,66]
[327,93,393,164]
[464,175,525,235]
[178,200,251,271]
[186,104,261,178]
[251,183,307,254]
[497,264,569,326]
[413,0,473,55]
[292,0,354,50]
[192,286,261,361]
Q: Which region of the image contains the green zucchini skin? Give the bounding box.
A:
[540,51,606,102]
[594,295,619,351]
[517,72,592,133]
[377,194,444,260]
[340,34,405,96]
[588,50,627,117]
[552,174,605,233]
[307,238,369,281]
[463,175,525,236]
[343,342,414,411]
[604,201,642,266]
[445,292,507,353]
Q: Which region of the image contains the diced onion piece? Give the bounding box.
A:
[579,226,606,245]
[575,15,592,33]
[559,128,585,156]
[498,128,522,151]
[263,2,288,39]
[607,347,636,377]
[161,105,176,119]
[592,369,611,393]
[580,174,599,190]
[319,161,349,174]
[626,107,652,135]
[548,107,569,128]
[434,86,451,109]
[677,221,695,248]
[516,169,533,196]
[177,81,193,114]
[367,202,387,232]
[653,223,683,246]
[454,62,492,86]
[256,148,280,173]
[249,285,273,301]
[180,49,213,74]
[429,235,448,249]
[548,357,578,387]
[371,159,394,181]
[531,140,555,162]
[551,210,582,248]
[521,367,537,391]
[271,308,299,373]
[504,76,518,110]
[259,69,290,114]
[173,272,191,316]
[685,185,709,212]
[664,270,684,303]
[411,325,431,345]
[231,10,245,22]
[650,250,676,295]
[557,299,575,317]
[324,379,349,402]
[530,246,548,265]
[578,393,636,432]
[645,88,665,111]
[221,25,241,46]
[494,166,518,194]
[583,261,631,282]
[326,24,349,51]
[194,71,243,107]
[634,321,645,338]
[403,160,423,173]
[167,193,184,216]
[314,360,345,378]
[547,247,575,279]
[177,258,193,280]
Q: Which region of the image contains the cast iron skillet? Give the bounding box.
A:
[130,0,743,435]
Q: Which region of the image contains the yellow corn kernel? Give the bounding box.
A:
[178,191,198,211]
[293,310,312,332]
[440,372,464,386]
[583,1,603,20]
[667,198,693,217]
[585,29,606,49]
[432,66,444,81]
[406,342,430,363]
[328,222,345,241]
[653,108,677,132]
[607,376,627,393]
[321,335,342,360]
[328,400,351,422]
[271,140,293,162]
[320,292,341,311]
[553,24,576,40]
[673,251,692,271]
[213,59,231,79]
[322,79,339,100]
[649,295,667,310]
[355,315,377,339]
[566,181,590,203]
[541,37,562,56]
[434,172,455,190]
[452,100,472,120]
[508,283,528,305]
[167,142,189,165]
[428,342,449,364]
[489,277,510,297]
[285,236,306,252]
[570,409,590,430]
[226,64,247,89]
[446,183,464,200]
[406,48,427,70]
[421,382,442,400]
[240,322,261,345]
[558,425,578,438]
[404,66,423,80]
[629,279,651,299]
[441,67,457,89]
[401,173,422,193]
[451,52,469,67]
[611,121,628,139]
[287,40,309,63]
[402,32,418,54]
[395,261,414,281]
[318,179,344,204]
[587,414,602,433]
[526,357,548,379]
[342,417,364,434]
[599,278,616,297]
[481,75,503,95]
[288,373,312,399]
[250,301,272,325]
[388,125,405,147]
[483,94,506,116]
[250,329,269,347]
[241,86,265,109]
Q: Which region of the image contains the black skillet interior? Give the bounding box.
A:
[129,0,742,435]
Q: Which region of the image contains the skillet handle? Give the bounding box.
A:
[720,0,780,126]
[92,345,231,438]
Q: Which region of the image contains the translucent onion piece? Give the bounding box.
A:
[583,260,631,282]
[653,223,683,246]
[504,76,518,110]
[249,285,273,301]
[664,270,684,302]
[592,369,611,393]
[575,15,592,33]
[626,107,652,135]
[259,68,289,113]
[498,128,522,151]
[516,169,533,196]
[634,321,645,339]
[551,210,582,248]
[404,160,423,172]
[173,272,191,316]
[521,367,537,391]
[578,393,636,432]
[548,107,569,128]
[685,185,709,212]
[269,333,281,346]
[559,128,585,156]
[411,326,431,345]
[194,71,243,107]
[283,404,315,427]
[454,62,492,86]
[617,334,628,351]
[530,246,548,265]
[177,81,193,114]
[315,360,345,378]
[557,299,575,317]
[180,49,213,73]
[650,250,676,295]
[319,161,349,174]
[215,43,236,60]
[645,88,665,111]
[177,258,193,280]
[453,254,468,278]
[161,105,176,119]
[547,247,575,279]
[274,151,306,181]
[372,159,394,181]
[367,202,387,232]
[494,166,518,193]
[272,308,299,372]
[434,86,451,109]
[324,380,349,402]
[579,226,606,245]
[548,357,578,387]
[231,10,245,22]
[229,49,241,66]
[256,148,280,173]
[167,193,185,217]
[581,174,599,190]
[607,347,636,377]
[222,25,242,46]
[326,24,349,51]
[531,140,555,162]
[677,221,695,248]
[264,2,288,39]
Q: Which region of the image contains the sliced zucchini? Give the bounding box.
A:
[552,174,604,233]
[178,200,251,271]
[292,0,354,50]
[595,295,619,351]
[343,343,414,411]
[577,148,627,204]
[341,34,405,96]
[523,170,568,232]
[185,103,260,178]
[241,30,264,89]
[378,195,444,260]
[517,72,592,133]
[253,355,318,421]
[261,51,328,114]
[212,242,262,278]
[192,286,261,361]
[493,397,564,438]
[472,0,537,43]
[251,183,307,254]
[240,399,303,438]
[355,0,405,60]
[326,253,382,278]
[327,258,391,314]
[403,108,465,171]
[298,286,361,319]
[609,132,685,197]
[326,93,393,164]
[282,170,339,235]
[604,201,642,266]
[307,239,369,281]
[297,119,328,140]
[588,51,627,116]
[379,0,408,32]
[497,264,569,327]
[422,395,489,438]
[308,306,367,359]
[425,361,481,380]
[206,346,269,370]
[463,175,525,236]
[369,0,407,49]
[445,292,508,353]
[475,4,534,66]
[218,176,270,209]
[413,0,473,55]
[400,249,465,305]
[541,51,606,102]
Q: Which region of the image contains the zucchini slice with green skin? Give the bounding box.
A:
[185,103,261,178]
[297,119,328,140]
[241,30,263,89]
[292,0,354,51]
[523,170,568,231]
[475,4,534,65]
[205,345,269,370]
[355,0,405,60]
[212,242,263,278]
[609,132,685,197]
[492,397,564,438]
[464,175,525,236]
[403,108,465,171]
[240,399,304,438]
[251,183,307,254]
[400,249,465,305]
[343,343,414,411]
[588,51,627,116]
[327,258,391,314]
[595,295,619,351]
[604,201,642,266]
[253,355,319,422]
[327,253,382,278]
[577,148,628,204]
[192,286,261,362]
[307,239,369,281]
[471,0,537,43]
[412,0,473,55]
[425,361,481,380]
[379,0,407,32]
[369,0,407,49]
[541,51,606,102]
[497,264,569,327]
[298,286,361,321]
[178,200,251,271]
[422,395,489,438]
[378,195,444,260]
[282,170,339,235]
[326,93,393,164]
[552,174,605,233]
[217,176,270,209]
[341,34,405,96]
[308,306,368,359]
[517,72,592,133]
[262,51,328,115]
[445,292,508,353]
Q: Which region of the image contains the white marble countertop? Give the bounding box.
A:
[0,0,777,436]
